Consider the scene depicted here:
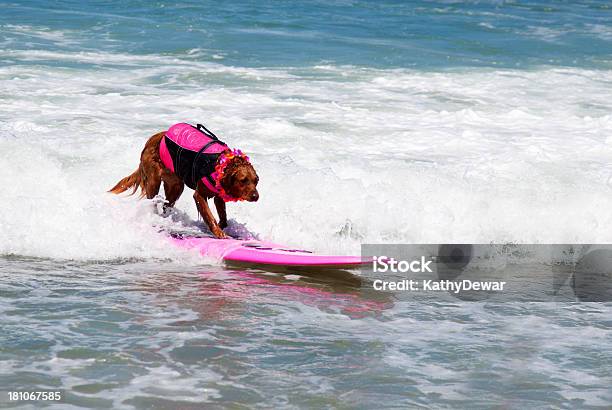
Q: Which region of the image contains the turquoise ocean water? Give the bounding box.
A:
[3,1,612,69]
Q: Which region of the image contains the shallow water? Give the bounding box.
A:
[2,1,612,408]
[2,257,610,408]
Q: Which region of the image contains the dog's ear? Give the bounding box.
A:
[221,157,248,186]
[220,164,237,189]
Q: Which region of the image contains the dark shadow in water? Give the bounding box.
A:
[225,261,364,287]
[188,267,394,320]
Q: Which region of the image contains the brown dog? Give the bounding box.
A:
[109,123,259,238]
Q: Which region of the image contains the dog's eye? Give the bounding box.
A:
[241,178,248,184]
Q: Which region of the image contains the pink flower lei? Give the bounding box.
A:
[210,149,251,202]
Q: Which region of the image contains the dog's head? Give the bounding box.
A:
[220,155,259,202]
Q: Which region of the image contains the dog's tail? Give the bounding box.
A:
[108,167,142,196]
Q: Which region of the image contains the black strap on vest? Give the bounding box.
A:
[190,123,227,189]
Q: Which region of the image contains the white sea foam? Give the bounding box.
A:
[1,49,612,260]
[586,23,612,41]
[0,24,82,47]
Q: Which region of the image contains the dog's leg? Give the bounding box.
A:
[162,170,184,208]
[194,190,227,239]
[140,158,162,200]
[138,132,166,199]
[142,173,161,199]
[214,197,228,229]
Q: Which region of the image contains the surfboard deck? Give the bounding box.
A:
[168,231,368,269]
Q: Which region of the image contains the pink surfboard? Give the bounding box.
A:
[169,233,368,269]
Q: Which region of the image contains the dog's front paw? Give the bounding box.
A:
[212,228,229,239]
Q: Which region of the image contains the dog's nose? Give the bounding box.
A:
[250,192,259,202]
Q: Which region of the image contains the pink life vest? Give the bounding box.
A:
[159,123,228,192]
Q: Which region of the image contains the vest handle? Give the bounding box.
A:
[196,123,219,140]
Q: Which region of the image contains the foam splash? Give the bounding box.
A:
[1,49,612,260]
